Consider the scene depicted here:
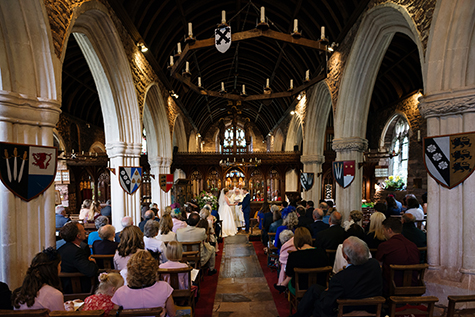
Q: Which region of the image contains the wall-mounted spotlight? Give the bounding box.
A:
[169,90,179,99]
[137,42,148,52]
[290,110,295,115]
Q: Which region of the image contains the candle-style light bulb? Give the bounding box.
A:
[170,56,174,66]
[177,42,182,54]
[242,84,246,95]
[290,79,294,89]
[188,22,193,37]
[198,77,202,87]
[221,10,226,24]
[266,78,270,88]
[260,7,265,23]
[305,70,310,80]
[293,19,298,33]
[321,26,325,40]
[221,82,225,91]
[185,61,190,72]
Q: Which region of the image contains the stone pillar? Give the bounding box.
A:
[419,89,475,299]
[332,137,367,221]
[0,91,61,289]
[106,142,142,229]
[300,155,325,202]
[149,156,172,216]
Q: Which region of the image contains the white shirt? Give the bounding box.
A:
[405,208,424,221]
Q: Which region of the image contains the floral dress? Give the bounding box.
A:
[83,294,115,316]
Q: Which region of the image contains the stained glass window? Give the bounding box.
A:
[390,117,409,185]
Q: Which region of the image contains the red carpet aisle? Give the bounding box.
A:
[194,240,223,316]
[252,241,289,317]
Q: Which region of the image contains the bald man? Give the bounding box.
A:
[309,208,329,238]
[315,211,346,250]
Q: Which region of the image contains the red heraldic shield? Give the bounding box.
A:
[332,160,355,189]
[160,174,174,192]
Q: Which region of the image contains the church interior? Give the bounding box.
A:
[1,0,475,315]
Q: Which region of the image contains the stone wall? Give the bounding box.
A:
[56,113,105,153]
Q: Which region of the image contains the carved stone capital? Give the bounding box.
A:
[419,88,475,118]
[105,142,141,159]
[332,137,368,153]
[148,156,172,168]
[300,154,325,164]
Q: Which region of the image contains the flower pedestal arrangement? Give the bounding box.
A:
[197,191,218,210]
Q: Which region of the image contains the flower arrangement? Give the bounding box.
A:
[383,175,406,191]
[197,191,218,210]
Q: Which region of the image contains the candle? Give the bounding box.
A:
[242,84,246,94]
[290,79,293,89]
[266,78,270,88]
[82,151,84,155]
[221,82,225,91]
[198,77,201,87]
[260,7,265,23]
[321,26,325,40]
[293,19,298,33]
[185,61,189,72]
[170,56,174,66]
[305,70,310,80]
[72,149,74,153]
[177,42,182,54]
[234,157,236,162]
[417,130,421,141]
[188,22,193,37]
[222,10,226,24]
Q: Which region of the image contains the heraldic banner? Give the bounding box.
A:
[160,174,174,193]
[0,142,57,201]
[119,166,142,194]
[424,132,475,189]
[300,172,314,191]
[332,161,355,189]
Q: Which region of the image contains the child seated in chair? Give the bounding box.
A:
[82,272,124,316]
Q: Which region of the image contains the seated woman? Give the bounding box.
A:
[12,247,66,311]
[344,210,366,240]
[78,199,92,221]
[196,218,217,269]
[157,214,177,242]
[114,225,144,271]
[364,211,387,249]
[268,205,283,234]
[144,220,167,263]
[277,230,296,285]
[112,250,176,317]
[83,272,124,316]
[200,207,218,252]
[85,201,101,223]
[159,241,190,289]
[274,207,298,250]
[274,227,329,294]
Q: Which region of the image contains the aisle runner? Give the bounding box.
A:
[212,235,279,317]
[252,241,289,317]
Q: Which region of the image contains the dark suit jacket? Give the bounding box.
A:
[297,216,313,230]
[58,242,98,293]
[100,205,111,217]
[402,223,427,247]
[320,258,383,317]
[315,225,347,250]
[310,220,329,239]
[239,193,251,214]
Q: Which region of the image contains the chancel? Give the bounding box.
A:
[1,0,475,316]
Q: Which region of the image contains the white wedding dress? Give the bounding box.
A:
[218,189,237,237]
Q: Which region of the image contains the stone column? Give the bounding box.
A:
[419,89,475,296]
[106,142,142,229]
[300,155,325,202]
[149,156,172,216]
[332,137,367,221]
[0,91,61,289]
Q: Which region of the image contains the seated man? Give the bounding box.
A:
[58,221,98,293]
[55,205,70,228]
[310,208,329,239]
[291,236,382,317]
[401,213,427,248]
[376,217,419,294]
[176,213,217,275]
[315,211,346,250]
[139,209,158,232]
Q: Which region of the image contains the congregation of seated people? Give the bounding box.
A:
[2,198,221,316]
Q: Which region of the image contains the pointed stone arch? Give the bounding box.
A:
[172,115,187,152]
[285,115,303,151]
[188,130,198,152]
[273,128,284,152]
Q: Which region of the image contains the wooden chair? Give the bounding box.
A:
[326,249,337,266]
[90,254,114,270]
[0,309,49,316]
[50,310,105,316]
[369,249,378,258]
[109,307,163,316]
[388,296,438,317]
[447,295,475,317]
[336,296,386,317]
[289,266,333,314]
[267,233,279,271]
[389,264,429,296]
[418,246,428,263]
[59,272,96,301]
[181,241,202,270]
[158,266,195,317]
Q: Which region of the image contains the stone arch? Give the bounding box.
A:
[335,3,424,140]
[378,111,410,152]
[88,141,106,153]
[285,115,303,151]
[273,128,284,152]
[53,129,67,153]
[188,130,198,152]
[172,115,187,152]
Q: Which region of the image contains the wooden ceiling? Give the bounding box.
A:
[61,0,422,139]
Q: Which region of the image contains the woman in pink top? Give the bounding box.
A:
[112,250,175,317]
[12,247,66,312]
[277,231,296,284]
[113,226,144,271]
[159,241,190,289]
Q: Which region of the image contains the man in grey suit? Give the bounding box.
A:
[177,213,217,275]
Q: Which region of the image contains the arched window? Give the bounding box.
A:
[223,127,246,153]
[390,117,409,184]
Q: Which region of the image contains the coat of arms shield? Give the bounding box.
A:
[424,132,475,189]
[300,172,314,191]
[215,26,231,53]
[332,161,355,189]
[0,142,57,201]
[119,166,142,195]
[160,174,174,193]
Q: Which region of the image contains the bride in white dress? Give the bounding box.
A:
[218,188,238,237]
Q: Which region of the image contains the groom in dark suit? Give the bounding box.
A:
[238,187,251,233]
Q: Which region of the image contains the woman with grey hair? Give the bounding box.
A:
[144,220,166,263]
[88,215,109,251]
[274,208,299,249]
[277,229,297,284]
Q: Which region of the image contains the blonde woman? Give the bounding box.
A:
[159,241,190,289]
[156,214,176,242]
[79,199,92,221]
[364,211,387,249]
[83,272,124,316]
